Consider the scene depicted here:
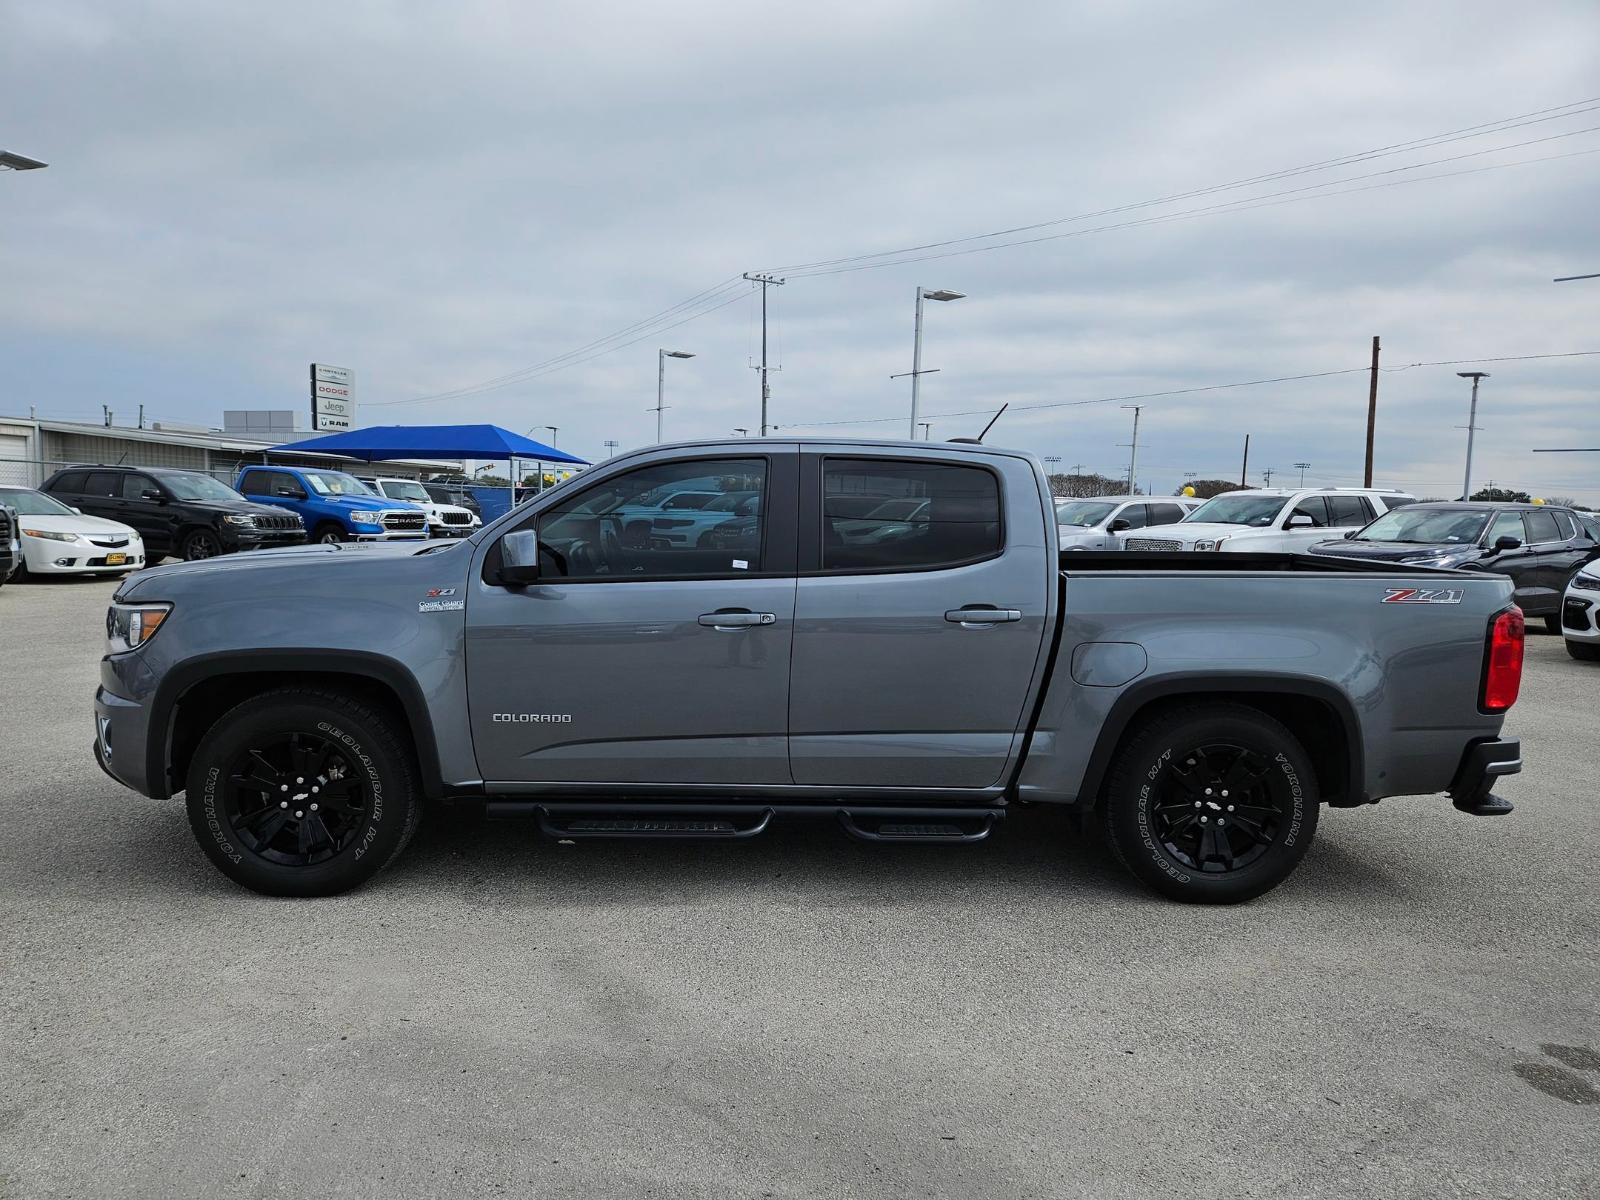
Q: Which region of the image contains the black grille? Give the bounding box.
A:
[0,508,12,542]
[382,511,427,531]
[89,537,130,548]
[441,511,471,526]
[1564,597,1593,632]
[255,513,301,531]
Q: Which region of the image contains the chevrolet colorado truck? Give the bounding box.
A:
[94,439,1525,903]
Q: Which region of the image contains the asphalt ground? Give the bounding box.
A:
[1,573,1596,1199]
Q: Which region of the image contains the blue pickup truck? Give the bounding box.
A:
[234,465,428,544]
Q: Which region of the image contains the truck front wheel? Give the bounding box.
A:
[184,689,421,896]
[1101,703,1320,904]
[313,523,347,544]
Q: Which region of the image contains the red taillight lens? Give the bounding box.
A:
[1482,607,1524,712]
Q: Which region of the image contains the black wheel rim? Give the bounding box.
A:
[1150,742,1286,874]
[186,533,219,560]
[222,731,369,867]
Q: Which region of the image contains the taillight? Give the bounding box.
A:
[1481,607,1524,712]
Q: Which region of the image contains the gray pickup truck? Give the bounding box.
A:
[93,438,1525,903]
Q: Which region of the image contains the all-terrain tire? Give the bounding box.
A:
[184,688,421,896]
[1102,702,1320,904]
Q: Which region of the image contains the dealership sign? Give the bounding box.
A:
[310,364,355,431]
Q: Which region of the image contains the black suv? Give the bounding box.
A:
[1309,501,1600,632]
[42,466,307,562]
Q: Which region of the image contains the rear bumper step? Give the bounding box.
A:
[480,801,1005,843]
[1447,738,1521,817]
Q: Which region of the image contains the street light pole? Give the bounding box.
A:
[655,349,695,443]
[0,151,48,172]
[1458,371,1489,499]
[544,426,558,447]
[905,287,964,439]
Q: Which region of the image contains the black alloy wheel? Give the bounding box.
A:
[181,529,223,560]
[222,731,368,867]
[1147,743,1286,874]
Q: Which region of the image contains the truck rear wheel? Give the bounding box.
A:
[184,689,421,897]
[1101,703,1320,904]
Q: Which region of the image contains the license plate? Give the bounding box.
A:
[105,553,127,566]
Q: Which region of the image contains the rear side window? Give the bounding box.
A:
[822,459,1001,572]
[83,471,121,497]
[1326,495,1375,527]
[1524,510,1560,544]
[1147,503,1186,525]
[238,471,272,497]
[1381,494,1416,510]
[1551,511,1578,540]
[1289,496,1331,527]
[49,471,88,493]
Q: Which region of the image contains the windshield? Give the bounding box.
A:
[1185,495,1287,527]
[303,470,375,498]
[1355,508,1490,545]
[155,472,245,503]
[380,480,432,503]
[0,488,76,517]
[1055,500,1117,527]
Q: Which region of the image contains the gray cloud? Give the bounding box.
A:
[3,0,1598,498]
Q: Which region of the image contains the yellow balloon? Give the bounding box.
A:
[1532,497,1545,505]
[1182,485,1196,497]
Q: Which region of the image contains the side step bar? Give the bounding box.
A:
[481,801,1005,844]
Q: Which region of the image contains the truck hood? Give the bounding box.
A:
[329,494,422,512]
[117,538,463,597]
[1135,522,1272,547]
[180,497,302,521]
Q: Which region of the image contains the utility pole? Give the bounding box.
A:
[603,439,619,457]
[1120,405,1142,494]
[1240,434,1250,487]
[1458,371,1489,499]
[743,273,785,435]
[918,422,932,441]
[1294,461,1311,487]
[1363,335,1380,487]
[1262,467,1276,487]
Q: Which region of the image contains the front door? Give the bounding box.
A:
[467,452,798,786]
[788,454,1049,790]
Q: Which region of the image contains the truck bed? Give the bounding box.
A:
[1059,550,1468,575]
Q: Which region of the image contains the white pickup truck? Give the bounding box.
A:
[1128,487,1415,554]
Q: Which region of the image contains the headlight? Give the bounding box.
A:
[106,602,172,653]
[1193,538,1219,551]
[351,510,382,526]
[1572,573,1600,593]
[223,514,256,527]
[23,528,79,543]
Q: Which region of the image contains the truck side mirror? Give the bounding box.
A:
[1342,529,1357,539]
[499,529,541,585]
[1493,535,1523,552]
[141,489,166,503]
[1108,518,1132,533]
[1287,513,1316,529]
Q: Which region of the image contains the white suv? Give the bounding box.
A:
[358,476,481,538]
[1056,495,1203,550]
[1130,488,1415,553]
[1561,560,1600,662]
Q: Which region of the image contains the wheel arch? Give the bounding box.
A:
[1075,674,1364,810]
[150,650,445,800]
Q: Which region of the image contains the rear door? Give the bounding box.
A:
[76,471,124,522]
[1521,508,1567,613]
[468,452,798,785]
[1483,510,1541,611]
[788,452,1049,789]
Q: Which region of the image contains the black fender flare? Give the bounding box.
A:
[1073,672,1366,808]
[147,648,445,799]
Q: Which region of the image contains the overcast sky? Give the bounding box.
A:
[4,0,1599,499]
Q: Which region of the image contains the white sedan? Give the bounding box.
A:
[0,485,147,577]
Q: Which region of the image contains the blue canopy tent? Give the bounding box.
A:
[272,424,588,520]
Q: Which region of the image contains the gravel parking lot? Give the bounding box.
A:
[1,574,1596,1199]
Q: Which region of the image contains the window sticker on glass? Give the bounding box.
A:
[732,559,749,570]
[305,475,330,495]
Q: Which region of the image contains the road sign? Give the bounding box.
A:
[310,363,355,431]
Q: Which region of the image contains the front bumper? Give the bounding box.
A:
[1562,593,1599,641]
[93,681,159,796]
[1446,738,1521,815]
[427,523,478,539]
[229,529,308,551]
[24,539,146,573]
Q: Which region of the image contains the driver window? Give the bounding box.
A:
[536,458,767,580]
[1488,512,1524,546]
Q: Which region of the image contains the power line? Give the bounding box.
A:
[779,140,1600,279]
[786,351,1600,430]
[766,97,1600,275]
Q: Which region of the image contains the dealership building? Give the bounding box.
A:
[0,411,455,489]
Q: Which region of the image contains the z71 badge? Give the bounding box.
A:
[1383,587,1464,604]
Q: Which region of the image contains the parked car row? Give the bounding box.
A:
[0,462,485,581]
